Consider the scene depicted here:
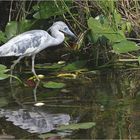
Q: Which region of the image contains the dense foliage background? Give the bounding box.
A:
[0,0,140,70]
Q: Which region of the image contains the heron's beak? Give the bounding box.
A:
[64,29,77,38]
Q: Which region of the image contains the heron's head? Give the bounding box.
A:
[50,21,76,38]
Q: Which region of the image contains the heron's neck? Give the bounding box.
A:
[50,28,65,45]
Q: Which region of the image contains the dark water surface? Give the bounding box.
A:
[0,71,139,139]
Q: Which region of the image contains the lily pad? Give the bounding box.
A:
[35,63,64,70]
[39,122,95,138]
[57,122,96,130]
[63,60,87,71]
[43,81,66,89]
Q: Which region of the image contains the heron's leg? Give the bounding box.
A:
[31,54,40,81]
[10,56,24,83]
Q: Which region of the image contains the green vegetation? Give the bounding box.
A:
[0,0,140,81]
[43,81,66,89]
[0,1,139,139]
[39,122,96,139]
[0,64,9,80]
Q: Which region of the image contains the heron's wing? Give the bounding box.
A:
[0,30,49,56]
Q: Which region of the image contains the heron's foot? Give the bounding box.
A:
[28,74,45,82]
[35,75,40,81]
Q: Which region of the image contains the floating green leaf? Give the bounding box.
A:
[35,63,65,70]
[57,122,96,131]
[43,81,66,89]
[63,60,87,71]
[39,122,96,138]
[113,40,140,54]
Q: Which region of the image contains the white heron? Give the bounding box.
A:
[0,21,76,82]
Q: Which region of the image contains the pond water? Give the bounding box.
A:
[0,70,139,139]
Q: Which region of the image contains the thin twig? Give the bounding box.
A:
[9,0,13,22]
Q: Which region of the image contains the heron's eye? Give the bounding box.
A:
[64,27,67,31]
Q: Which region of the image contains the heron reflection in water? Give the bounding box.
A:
[0,21,76,82]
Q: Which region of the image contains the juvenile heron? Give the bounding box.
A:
[0,21,75,82]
